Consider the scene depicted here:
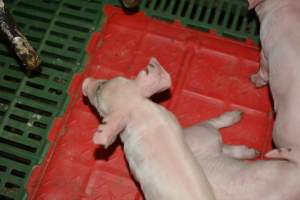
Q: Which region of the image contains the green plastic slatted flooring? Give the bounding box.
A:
[0,0,104,199]
[0,0,259,199]
[113,0,260,43]
[148,0,260,42]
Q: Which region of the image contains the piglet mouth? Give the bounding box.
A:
[82,77,108,97]
[82,77,108,115]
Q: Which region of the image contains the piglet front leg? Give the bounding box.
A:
[251,50,269,87]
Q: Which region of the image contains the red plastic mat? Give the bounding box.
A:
[27,5,273,200]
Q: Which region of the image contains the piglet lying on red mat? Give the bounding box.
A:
[82,58,216,200]
[184,111,300,200]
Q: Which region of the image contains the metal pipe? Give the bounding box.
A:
[0,0,41,71]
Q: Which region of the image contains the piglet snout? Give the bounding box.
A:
[83,77,107,97]
[82,77,94,97]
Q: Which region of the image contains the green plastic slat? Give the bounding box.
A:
[0,80,18,91]
[0,157,31,175]
[0,138,38,160]
[0,0,105,199]
[108,0,260,43]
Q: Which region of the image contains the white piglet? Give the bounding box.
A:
[82,58,216,200]
[249,0,300,153]
[184,111,300,200]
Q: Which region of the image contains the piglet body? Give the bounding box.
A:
[249,0,300,151]
[122,98,214,200]
[184,111,300,200]
[82,58,215,200]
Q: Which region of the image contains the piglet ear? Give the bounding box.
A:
[93,112,127,148]
[248,0,263,9]
[135,57,171,98]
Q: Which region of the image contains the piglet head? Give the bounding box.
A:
[82,57,171,147]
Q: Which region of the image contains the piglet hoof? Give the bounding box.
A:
[227,110,243,125]
[265,148,292,160]
[93,130,114,149]
[250,74,268,87]
[208,110,243,129]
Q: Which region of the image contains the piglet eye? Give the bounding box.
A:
[95,81,108,94]
[96,84,102,94]
[101,80,108,85]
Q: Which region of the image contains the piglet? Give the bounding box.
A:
[249,0,300,152]
[82,58,216,200]
[184,110,300,200]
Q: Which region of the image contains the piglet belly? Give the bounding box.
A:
[123,128,215,200]
[273,99,300,150]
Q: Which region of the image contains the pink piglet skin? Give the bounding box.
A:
[249,0,300,152]
[82,57,216,200]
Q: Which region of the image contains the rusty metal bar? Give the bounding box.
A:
[0,0,41,71]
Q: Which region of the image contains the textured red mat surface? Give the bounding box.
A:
[27,5,273,200]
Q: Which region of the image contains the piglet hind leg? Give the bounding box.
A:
[205,110,243,129]
[222,144,260,159]
[251,50,269,87]
[206,111,260,159]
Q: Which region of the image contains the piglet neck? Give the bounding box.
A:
[119,99,157,144]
